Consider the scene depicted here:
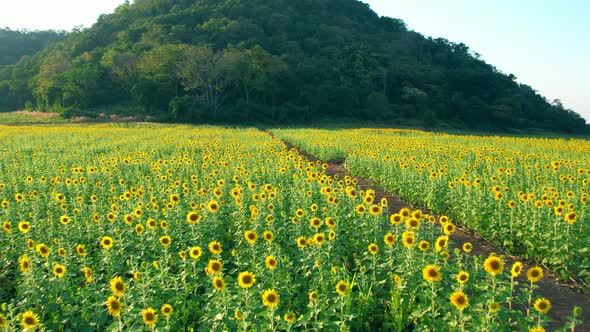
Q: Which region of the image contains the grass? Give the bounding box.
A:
[0,112,66,125]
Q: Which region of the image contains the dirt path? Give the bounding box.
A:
[273,134,589,331]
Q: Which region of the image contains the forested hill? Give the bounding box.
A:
[0,0,587,133]
[0,29,66,66]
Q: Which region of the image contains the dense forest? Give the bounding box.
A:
[0,0,587,132]
[0,28,66,66]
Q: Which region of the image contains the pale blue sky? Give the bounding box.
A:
[363,0,590,122]
[1,0,588,122]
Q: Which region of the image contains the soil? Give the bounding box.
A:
[274,133,589,331]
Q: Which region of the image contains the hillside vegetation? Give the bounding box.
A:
[0,0,587,133]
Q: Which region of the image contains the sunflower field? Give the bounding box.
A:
[0,124,583,331]
[273,128,590,284]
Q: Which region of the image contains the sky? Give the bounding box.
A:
[362,0,590,123]
[0,0,588,122]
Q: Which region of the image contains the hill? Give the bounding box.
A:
[0,0,587,133]
[0,28,66,66]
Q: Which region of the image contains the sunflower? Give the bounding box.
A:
[263,230,274,242]
[328,230,336,240]
[511,261,523,277]
[186,211,201,224]
[207,260,223,275]
[462,242,473,253]
[76,244,87,257]
[295,209,305,217]
[1,221,11,233]
[529,326,546,332]
[325,217,335,228]
[83,267,93,283]
[383,233,395,246]
[189,246,202,259]
[389,213,402,225]
[159,235,172,247]
[435,236,448,251]
[406,218,420,229]
[309,291,318,301]
[55,214,70,226]
[422,265,441,282]
[443,223,456,235]
[110,276,126,297]
[237,271,256,288]
[208,241,222,255]
[53,264,66,278]
[18,221,31,233]
[313,233,326,245]
[489,302,500,313]
[296,236,307,249]
[355,205,366,215]
[57,248,66,257]
[284,312,296,323]
[100,236,114,249]
[265,256,278,270]
[527,266,543,283]
[160,304,173,317]
[207,199,219,213]
[483,255,504,276]
[147,219,157,229]
[262,289,280,308]
[418,240,429,251]
[456,271,469,284]
[369,205,382,216]
[212,276,226,291]
[449,291,469,311]
[310,217,322,229]
[141,307,158,327]
[401,231,415,248]
[368,243,379,255]
[564,211,577,224]
[533,298,551,314]
[21,310,40,329]
[19,253,31,273]
[335,280,349,296]
[244,230,258,244]
[234,309,244,320]
[106,296,122,317]
[0,313,5,328]
[35,243,50,258]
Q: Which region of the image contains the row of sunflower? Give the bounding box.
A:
[272,128,590,284]
[0,124,582,331]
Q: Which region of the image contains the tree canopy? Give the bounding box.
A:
[0,0,587,133]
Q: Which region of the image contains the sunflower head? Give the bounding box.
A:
[21,310,40,329]
[237,271,256,288]
[456,271,469,284]
[212,276,226,291]
[265,256,278,270]
[450,291,469,311]
[527,266,544,283]
[141,307,158,326]
[189,246,202,259]
[335,280,349,296]
[110,276,126,297]
[261,289,280,308]
[483,255,504,276]
[106,296,122,317]
[160,304,173,317]
[208,241,222,255]
[422,265,441,283]
[533,298,551,314]
[383,233,395,246]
